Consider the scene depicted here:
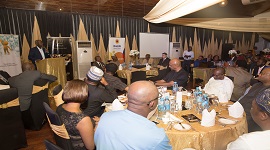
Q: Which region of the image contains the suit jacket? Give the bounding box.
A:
[0,70,11,85]
[8,71,57,111]
[225,67,253,101]
[92,61,105,71]
[252,65,266,77]
[28,47,50,65]
[157,58,170,67]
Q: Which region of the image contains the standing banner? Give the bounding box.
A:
[108,37,125,64]
[0,34,22,76]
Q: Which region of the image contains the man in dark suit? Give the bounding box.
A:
[154,52,171,80]
[28,40,50,66]
[0,70,11,85]
[8,62,57,111]
[252,57,267,77]
[92,56,105,71]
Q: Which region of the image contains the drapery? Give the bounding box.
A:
[144,0,223,23]
[166,17,270,33]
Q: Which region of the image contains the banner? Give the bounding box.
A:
[0,34,22,76]
[108,37,125,64]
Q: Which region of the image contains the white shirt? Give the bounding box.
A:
[37,46,45,59]
[204,76,234,100]
[227,130,270,150]
[257,65,265,75]
[183,50,194,60]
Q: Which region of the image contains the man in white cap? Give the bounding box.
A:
[83,66,117,117]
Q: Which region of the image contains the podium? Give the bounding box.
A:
[36,58,67,88]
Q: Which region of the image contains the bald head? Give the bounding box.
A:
[127,81,159,117]
[258,68,270,85]
[213,67,225,80]
[22,62,35,72]
[169,58,181,71]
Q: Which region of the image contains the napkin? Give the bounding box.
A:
[228,101,244,118]
[112,99,124,111]
[201,109,216,127]
[146,64,151,70]
[118,64,123,70]
[163,112,182,122]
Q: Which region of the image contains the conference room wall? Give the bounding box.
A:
[0,7,257,56]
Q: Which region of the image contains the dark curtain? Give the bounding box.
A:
[0,7,258,54]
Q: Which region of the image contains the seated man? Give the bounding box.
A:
[108,55,120,66]
[83,66,117,117]
[225,60,253,102]
[193,55,206,67]
[155,58,189,88]
[103,63,128,97]
[239,67,270,132]
[227,88,270,149]
[141,54,154,66]
[8,62,57,111]
[204,67,234,100]
[94,81,172,150]
[0,70,11,85]
[92,56,105,71]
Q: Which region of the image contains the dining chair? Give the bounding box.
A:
[131,71,146,83]
[44,139,63,150]
[43,102,74,150]
[22,78,50,130]
[52,84,64,107]
[0,88,27,150]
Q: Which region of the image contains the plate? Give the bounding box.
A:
[218,118,237,125]
[173,123,191,131]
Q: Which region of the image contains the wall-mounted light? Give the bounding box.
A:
[219,0,228,7]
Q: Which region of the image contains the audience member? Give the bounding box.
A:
[182,46,194,73]
[239,67,270,132]
[8,62,57,111]
[206,54,213,62]
[142,54,154,66]
[103,63,128,97]
[204,67,234,100]
[109,55,120,66]
[152,52,171,81]
[0,70,11,85]
[155,58,188,88]
[28,40,50,66]
[209,55,221,68]
[83,66,117,117]
[248,55,259,73]
[92,56,105,71]
[252,57,267,77]
[94,81,172,150]
[225,60,252,101]
[194,55,206,67]
[227,88,270,149]
[56,80,95,150]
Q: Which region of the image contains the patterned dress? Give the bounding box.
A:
[56,104,87,150]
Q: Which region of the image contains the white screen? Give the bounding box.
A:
[139,33,169,58]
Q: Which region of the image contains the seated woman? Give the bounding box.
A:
[194,55,206,67]
[142,54,154,66]
[56,80,95,150]
[209,55,222,68]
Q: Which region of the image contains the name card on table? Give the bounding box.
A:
[176,91,182,110]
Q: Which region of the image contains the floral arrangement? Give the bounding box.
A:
[228,49,237,55]
[262,48,270,53]
[129,50,140,56]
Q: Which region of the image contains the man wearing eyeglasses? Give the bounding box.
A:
[94,81,172,150]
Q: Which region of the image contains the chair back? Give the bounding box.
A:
[52,84,64,107]
[131,71,146,83]
[43,102,74,150]
[22,78,49,130]
[44,139,63,150]
[0,88,27,149]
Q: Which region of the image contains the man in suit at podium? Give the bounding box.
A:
[28,40,50,66]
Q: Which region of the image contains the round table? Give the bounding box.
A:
[152,103,248,150]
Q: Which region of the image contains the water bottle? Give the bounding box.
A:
[164,96,170,112]
[170,98,176,112]
[157,97,165,120]
[172,82,178,95]
[185,92,192,110]
[129,62,132,70]
[202,94,210,110]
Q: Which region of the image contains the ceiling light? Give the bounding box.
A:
[219,0,228,7]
